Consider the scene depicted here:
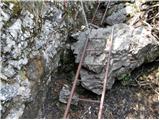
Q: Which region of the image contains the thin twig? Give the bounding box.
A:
[149,84,159,94]
[147,12,159,21]
[142,21,152,29]
[148,4,159,9]
[80,106,92,119]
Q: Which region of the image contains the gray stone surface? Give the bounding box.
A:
[0,83,19,101]
[1,65,16,78]
[1,0,91,118]
[71,23,159,95]
[0,1,68,118]
[59,84,79,105]
[5,103,25,119]
[105,5,137,25]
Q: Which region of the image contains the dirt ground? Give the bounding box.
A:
[41,61,159,119]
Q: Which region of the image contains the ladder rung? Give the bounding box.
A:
[82,63,105,66]
[72,97,100,103]
[89,38,106,40]
[89,23,100,29]
[86,49,103,51]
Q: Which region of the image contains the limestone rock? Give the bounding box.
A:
[5,103,25,119]
[0,2,11,29]
[8,58,28,70]
[0,83,19,101]
[59,84,79,105]
[26,56,45,81]
[105,5,137,25]
[8,19,22,39]
[71,23,159,95]
[2,65,16,78]
[0,1,68,118]
[22,11,35,29]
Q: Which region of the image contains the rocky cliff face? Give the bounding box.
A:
[0,1,96,118]
[0,1,67,118]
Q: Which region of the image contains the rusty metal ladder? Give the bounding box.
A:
[63,1,113,119]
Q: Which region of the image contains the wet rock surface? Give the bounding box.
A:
[71,23,158,95]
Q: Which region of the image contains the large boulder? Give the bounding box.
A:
[71,23,159,95]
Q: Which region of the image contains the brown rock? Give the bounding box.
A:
[26,56,45,81]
